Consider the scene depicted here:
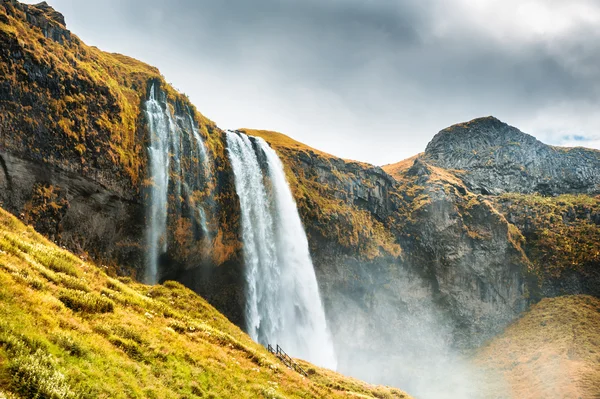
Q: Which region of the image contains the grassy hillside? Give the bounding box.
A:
[0,207,410,399]
[381,154,423,180]
[475,295,600,399]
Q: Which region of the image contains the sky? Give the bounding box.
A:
[24,0,600,165]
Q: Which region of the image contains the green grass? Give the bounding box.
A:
[0,207,410,399]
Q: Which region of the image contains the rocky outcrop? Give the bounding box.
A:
[424,116,600,195]
[21,1,71,44]
[0,151,144,271]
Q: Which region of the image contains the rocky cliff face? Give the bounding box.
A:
[0,1,239,282]
[424,116,600,195]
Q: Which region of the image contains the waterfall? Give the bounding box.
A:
[226,131,337,369]
[144,84,212,283]
[144,84,170,284]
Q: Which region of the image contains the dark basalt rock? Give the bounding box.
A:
[424,116,600,195]
[2,1,71,44]
[0,151,145,273]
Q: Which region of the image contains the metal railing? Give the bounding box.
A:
[267,344,308,377]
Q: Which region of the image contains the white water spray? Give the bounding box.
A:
[226,131,337,369]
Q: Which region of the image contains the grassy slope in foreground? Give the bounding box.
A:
[475,295,600,399]
[0,208,410,399]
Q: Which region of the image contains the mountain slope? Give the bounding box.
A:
[475,295,600,399]
[0,206,410,399]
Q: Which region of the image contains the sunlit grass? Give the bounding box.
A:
[475,295,600,399]
[0,207,410,398]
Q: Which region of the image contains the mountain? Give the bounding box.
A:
[0,1,599,397]
[0,206,410,399]
[423,116,600,195]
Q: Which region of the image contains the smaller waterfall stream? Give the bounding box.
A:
[144,84,212,283]
[226,131,337,369]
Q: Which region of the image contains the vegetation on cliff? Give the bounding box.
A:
[493,193,600,293]
[0,207,410,399]
[0,0,219,190]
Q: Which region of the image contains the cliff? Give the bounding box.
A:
[0,0,239,281]
[423,116,600,195]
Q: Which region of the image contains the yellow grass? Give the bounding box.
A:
[475,295,600,399]
[0,207,410,399]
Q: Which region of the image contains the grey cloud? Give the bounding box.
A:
[28,0,600,164]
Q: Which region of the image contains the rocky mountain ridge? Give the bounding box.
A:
[423,116,600,195]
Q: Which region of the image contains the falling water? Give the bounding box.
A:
[144,84,170,284]
[144,84,212,283]
[226,131,337,369]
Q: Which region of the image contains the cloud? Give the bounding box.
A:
[25,0,600,164]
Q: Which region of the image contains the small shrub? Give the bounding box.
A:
[109,336,143,361]
[163,280,184,290]
[112,326,145,345]
[42,252,80,277]
[0,326,48,357]
[167,320,187,334]
[117,276,132,284]
[0,325,79,399]
[0,390,20,399]
[51,333,88,358]
[9,350,79,399]
[106,279,122,292]
[58,274,89,292]
[92,324,111,337]
[24,275,45,290]
[58,289,114,313]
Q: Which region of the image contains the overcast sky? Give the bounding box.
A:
[25,0,600,165]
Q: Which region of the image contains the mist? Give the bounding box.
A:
[322,262,503,399]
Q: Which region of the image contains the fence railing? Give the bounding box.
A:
[267,344,308,377]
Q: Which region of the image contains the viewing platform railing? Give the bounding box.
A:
[267,344,308,377]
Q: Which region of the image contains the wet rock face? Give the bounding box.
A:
[424,116,600,195]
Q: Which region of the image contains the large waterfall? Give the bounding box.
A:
[226,131,337,369]
[144,84,212,284]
